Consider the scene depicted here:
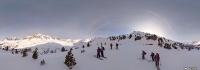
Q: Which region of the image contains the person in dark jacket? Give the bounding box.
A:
[116,43,119,50]
[100,46,105,57]
[142,50,147,60]
[97,47,101,58]
[110,43,113,50]
[150,52,155,61]
[155,53,160,67]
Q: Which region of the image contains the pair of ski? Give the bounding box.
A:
[94,55,107,60]
[97,57,107,60]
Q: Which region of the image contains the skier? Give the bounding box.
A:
[155,53,160,67]
[40,59,46,65]
[116,43,119,50]
[142,50,147,60]
[100,46,105,57]
[129,34,132,39]
[110,43,113,50]
[150,52,155,61]
[97,47,101,58]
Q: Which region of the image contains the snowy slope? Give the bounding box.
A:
[0,31,199,70]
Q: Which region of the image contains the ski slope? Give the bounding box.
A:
[0,32,200,70]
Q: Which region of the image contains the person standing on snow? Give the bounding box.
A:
[116,43,119,50]
[150,52,155,61]
[97,47,101,58]
[142,50,147,60]
[110,43,113,50]
[100,46,105,57]
[155,53,160,67]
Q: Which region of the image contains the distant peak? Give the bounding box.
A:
[131,31,157,36]
[31,33,50,37]
[4,37,19,41]
[192,41,200,45]
[24,33,53,40]
[32,33,45,36]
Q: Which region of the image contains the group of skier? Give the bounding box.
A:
[110,43,119,50]
[151,52,160,67]
[142,50,160,69]
[96,42,120,59]
[97,46,105,58]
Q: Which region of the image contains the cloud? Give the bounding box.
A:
[0,0,200,42]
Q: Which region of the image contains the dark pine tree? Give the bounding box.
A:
[87,42,90,47]
[22,49,28,57]
[61,47,66,52]
[82,45,85,48]
[64,48,76,70]
[15,49,19,54]
[129,34,132,39]
[32,48,38,59]
[5,46,9,51]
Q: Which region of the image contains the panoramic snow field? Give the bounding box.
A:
[0,32,200,70]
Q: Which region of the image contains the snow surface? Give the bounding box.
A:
[0,32,200,70]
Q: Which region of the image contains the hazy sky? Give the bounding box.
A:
[0,0,200,42]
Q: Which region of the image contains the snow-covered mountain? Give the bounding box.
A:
[0,33,81,49]
[0,31,185,50]
[0,31,199,70]
[191,41,200,46]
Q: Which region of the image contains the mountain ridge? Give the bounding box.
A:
[0,31,197,50]
[0,33,80,49]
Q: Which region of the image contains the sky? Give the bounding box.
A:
[0,0,200,42]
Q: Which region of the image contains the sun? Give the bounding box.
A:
[134,20,166,37]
